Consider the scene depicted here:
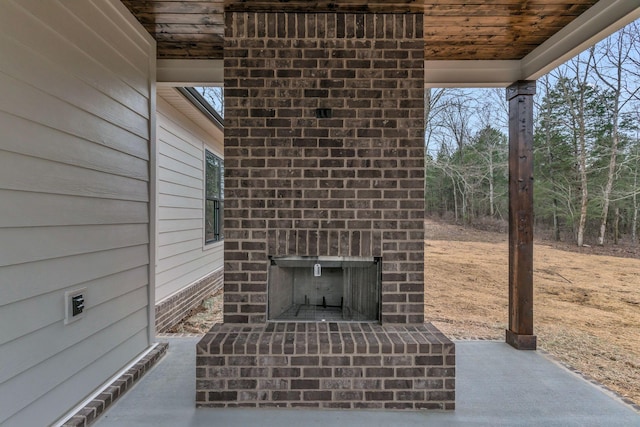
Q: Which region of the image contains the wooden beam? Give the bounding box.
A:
[506,80,536,350]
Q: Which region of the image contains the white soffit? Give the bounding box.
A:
[425,0,640,88]
[157,86,223,136]
[522,0,640,80]
[157,59,224,86]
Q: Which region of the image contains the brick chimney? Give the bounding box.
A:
[223,12,425,325]
[197,12,454,411]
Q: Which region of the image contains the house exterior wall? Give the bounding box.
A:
[223,12,425,325]
[155,89,224,331]
[0,1,155,425]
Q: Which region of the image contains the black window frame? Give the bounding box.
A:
[205,150,224,244]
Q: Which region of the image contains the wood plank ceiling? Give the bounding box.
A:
[121,0,599,61]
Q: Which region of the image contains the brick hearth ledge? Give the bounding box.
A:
[196,322,455,410]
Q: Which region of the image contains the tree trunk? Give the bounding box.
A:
[613,207,620,245]
[461,186,467,224]
[489,156,495,217]
[560,52,598,247]
[597,124,619,246]
[633,206,638,245]
[577,186,588,246]
[553,198,561,241]
[595,57,621,246]
[592,31,631,246]
[557,63,591,247]
[633,159,638,244]
[452,175,458,222]
[577,125,589,247]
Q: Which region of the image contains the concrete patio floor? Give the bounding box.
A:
[94,336,640,427]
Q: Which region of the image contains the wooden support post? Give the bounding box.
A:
[506,80,537,350]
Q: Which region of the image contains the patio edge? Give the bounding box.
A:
[536,347,640,414]
[61,342,169,427]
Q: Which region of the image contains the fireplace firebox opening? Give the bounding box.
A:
[268,256,381,322]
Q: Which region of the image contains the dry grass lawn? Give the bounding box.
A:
[424,219,640,406]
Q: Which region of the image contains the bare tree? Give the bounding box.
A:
[438,90,475,152]
[554,52,595,247]
[469,126,507,218]
[424,88,447,153]
[590,26,640,245]
[196,86,224,118]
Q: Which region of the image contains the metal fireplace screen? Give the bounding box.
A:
[268,256,381,322]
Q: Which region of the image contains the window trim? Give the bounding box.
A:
[205,149,224,245]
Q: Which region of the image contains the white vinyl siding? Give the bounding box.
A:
[0,1,155,425]
[156,89,224,303]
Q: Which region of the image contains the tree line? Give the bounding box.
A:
[425,21,640,246]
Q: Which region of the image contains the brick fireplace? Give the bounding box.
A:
[196,11,455,410]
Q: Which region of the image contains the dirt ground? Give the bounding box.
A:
[166,287,223,334]
[173,219,639,406]
[424,219,640,406]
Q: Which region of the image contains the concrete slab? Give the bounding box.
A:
[94,337,640,427]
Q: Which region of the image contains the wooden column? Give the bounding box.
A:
[506,80,537,350]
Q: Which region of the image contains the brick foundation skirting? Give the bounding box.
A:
[62,342,168,427]
[155,268,223,333]
[196,322,455,410]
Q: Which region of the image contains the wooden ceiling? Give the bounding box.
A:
[121,0,600,61]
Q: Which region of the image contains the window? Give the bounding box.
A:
[205,150,224,243]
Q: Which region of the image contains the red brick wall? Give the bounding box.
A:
[223,12,425,324]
